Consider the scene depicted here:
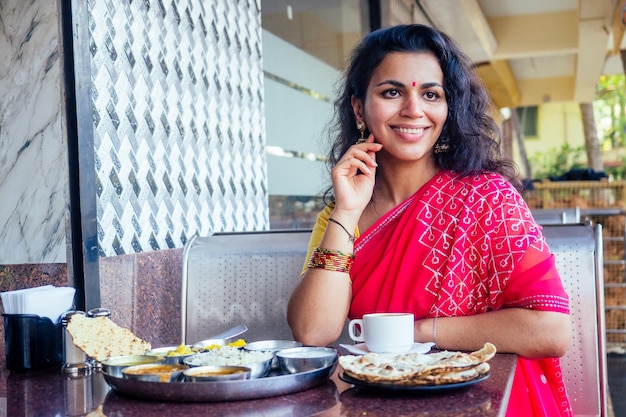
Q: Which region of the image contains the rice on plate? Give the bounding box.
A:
[185,347,274,378]
[185,347,273,367]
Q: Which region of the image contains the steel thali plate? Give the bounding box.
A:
[102,361,337,402]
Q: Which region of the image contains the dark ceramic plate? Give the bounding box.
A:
[338,371,489,392]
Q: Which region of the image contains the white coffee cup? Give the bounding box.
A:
[348,313,415,353]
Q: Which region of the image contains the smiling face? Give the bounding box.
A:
[352,51,448,166]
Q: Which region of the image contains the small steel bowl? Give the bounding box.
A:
[101,354,165,378]
[244,340,303,369]
[245,356,273,378]
[122,363,188,382]
[146,345,195,364]
[276,347,337,374]
[183,365,252,382]
[184,351,273,378]
[244,339,303,352]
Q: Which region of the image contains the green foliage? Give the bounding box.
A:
[594,74,626,149]
[527,75,624,181]
[529,143,586,180]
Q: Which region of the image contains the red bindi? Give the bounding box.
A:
[412,81,416,87]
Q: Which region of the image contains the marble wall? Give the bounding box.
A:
[0,0,69,265]
[99,249,183,346]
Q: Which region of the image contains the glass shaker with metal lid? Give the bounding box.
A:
[87,307,111,319]
[86,307,112,370]
[61,310,91,374]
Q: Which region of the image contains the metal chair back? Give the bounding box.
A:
[181,230,312,344]
[532,207,581,224]
[542,223,607,417]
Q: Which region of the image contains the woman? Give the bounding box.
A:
[286,24,572,416]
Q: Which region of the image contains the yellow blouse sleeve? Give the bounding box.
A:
[300,203,360,276]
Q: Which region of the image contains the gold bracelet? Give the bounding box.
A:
[307,247,355,273]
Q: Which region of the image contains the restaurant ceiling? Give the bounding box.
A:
[412,0,626,107]
[262,0,626,109]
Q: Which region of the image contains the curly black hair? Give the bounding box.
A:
[323,24,520,201]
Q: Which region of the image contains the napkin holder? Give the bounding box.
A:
[3,314,63,372]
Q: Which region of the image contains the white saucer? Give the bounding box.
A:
[339,342,435,355]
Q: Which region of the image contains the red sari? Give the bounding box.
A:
[316,171,572,416]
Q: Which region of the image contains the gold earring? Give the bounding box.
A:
[433,141,449,154]
[356,121,367,144]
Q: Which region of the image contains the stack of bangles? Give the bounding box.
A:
[307,247,355,273]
